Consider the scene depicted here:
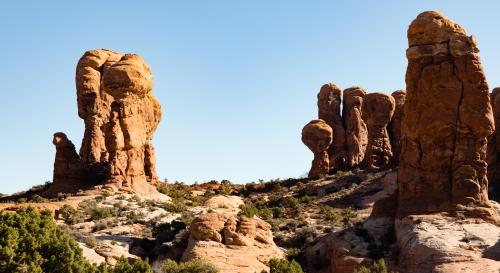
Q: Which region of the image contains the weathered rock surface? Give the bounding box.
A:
[182,212,283,273]
[363,93,395,171]
[302,119,333,178]
[398,11,495,218]
[318,83,346,172]
[47,49,162,197]
[396,215,500,273]
[388,90,406,165]
[343,87,368,169]
[488,87,500,196]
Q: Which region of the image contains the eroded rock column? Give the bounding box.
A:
[342,87,368,169]
[397,11,495,218]
[388,90,405,166]
[318,83,346,173]
[363,93,395,171]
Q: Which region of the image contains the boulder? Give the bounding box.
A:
[343,87,368,169]
[318,83,346,172]
[302,119,333,179]
[182,212,283,273]
[398,11,496,218]
[363,93,395,171]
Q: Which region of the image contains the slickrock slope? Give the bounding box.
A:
[302,119,334,178]
[398,11,495,218]
[47,49,162,197]
[181,212,284,273]
[388,90,406,165]
[318,83,346,172]
[343,87,368,169]
[363,93,395,171]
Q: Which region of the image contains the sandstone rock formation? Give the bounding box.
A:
[363,93,395,171]
[343,87,368,169]
[302,119,333,179]
[388,90,406,165]
[47,49,162,197]
[318,83,346,172]
[182,212,283,273]
[48,132,85,195]
[397,11,495,218]
[488,87,500,196]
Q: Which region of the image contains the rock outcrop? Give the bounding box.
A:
[388,90,406,165]
[488,87,500,196]
[47,49,162,197]
[343,87,368,169]
[182,212,283,273]
[302,119,333,179]
[397,11,495,218]
[48,133,85,195]
[363,93,395,171]
[397,214,500,273]
[318,83,346,172]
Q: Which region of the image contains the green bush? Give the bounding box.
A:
[239,203,259,218]
[165,199,187,213]
[354,259,395,273]
[266,258,304,273]
[161,258,219,273]
[0,207,152,273]
[0,207,95,272]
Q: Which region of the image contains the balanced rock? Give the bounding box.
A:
[182,212,283,273]
[318,83,346,172]
[302,119,333,179]
[47,49,162,197]
[388,90,406,165]
[363,93,395,171]
[342,87,368,169]
[398,11,495,218]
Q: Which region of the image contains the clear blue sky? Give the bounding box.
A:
[1,1,499,194]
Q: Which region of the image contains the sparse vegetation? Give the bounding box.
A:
[266,258,304,273]
[161,258,219,273]
[354,259,396,273]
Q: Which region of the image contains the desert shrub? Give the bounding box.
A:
[59,204,85,225]
[258,208,273,220]
[17,197,27,204]
[267,258,304,273]
[161,258,219,273]
[354,259,395,273]
[31,194,47,203]
[0,207,96,272]
[239,203,259,218]
[216,179,233,195]
[165,199,187,213]
[341,207,357,226]
[157,182,192,199]
[272,207,285,219]
[79,200,114,220]
[82,235,98,248]
[321,205,340,222]
[108,257,152,273]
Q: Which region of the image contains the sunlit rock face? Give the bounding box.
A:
[47,49,162,196]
